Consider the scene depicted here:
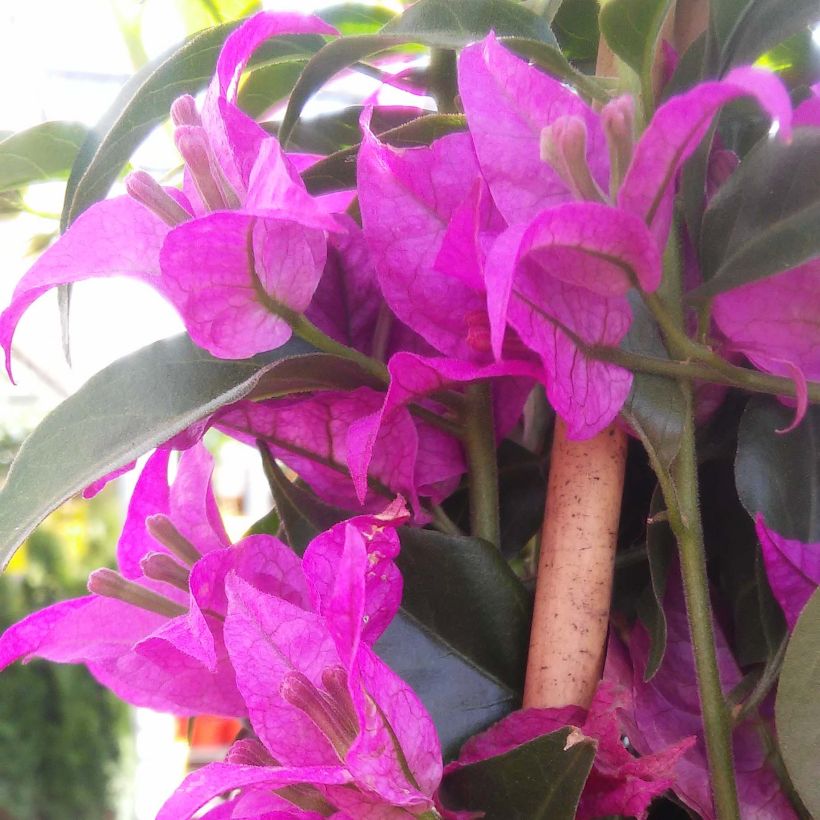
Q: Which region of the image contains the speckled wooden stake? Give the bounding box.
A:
[523,421,627,709]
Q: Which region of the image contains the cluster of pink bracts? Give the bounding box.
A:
[1,10,818,820]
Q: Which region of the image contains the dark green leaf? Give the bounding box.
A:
[701,461,787,665]
[396,527,532,692]
[553,0,600,62]
[243,507,280,538]
[693,129,820,300]
[439,727,596,819]
[500,37,611,104]
[301,113,467,194]
[237,60,307,117]
[620,296,686,469]
[599,0,674,85]
[279,35,411,145]
[257,450,349,554]
[0,334,313,570]
[247,353,383,399]
[715,0,820,72]
[267,105,423,156]
[735,397,820,542]
[636,488,675,679]
[382,0,558,48]
[384,528,531,755]
[776,587,820,817]
[61,26,325,229]
[441,440,546,558]
[318,3,397,34]
[0,122,88,193]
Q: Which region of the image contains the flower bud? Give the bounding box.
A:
[125,171,190,226]
[540,116,606,203]
[170,94,201,128]
[174,126,233,212]
[88,568,187,618]
[146,514,202,566]
[140,552,191,593]
[601,95,635,196]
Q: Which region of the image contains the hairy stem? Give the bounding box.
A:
[463,383,501,548]
[667,402,741,819]
[524,421,627,708]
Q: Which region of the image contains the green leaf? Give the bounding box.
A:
[382,0,558,48]
[280,0,558,144]
[0,122,88,193]
[636,488,675,679]
[384,529,532,755]
[395,528,532,693]
[714,0,820,72]
[701,461,787,665]
[268,105,423,156]
[60,25,325,229]
[318,3,397,34]
[735,397,820,542]
[237,60,307,118]
[620,296,686,469]
[553,0,601,62]
[279,35,415,145]
[693,129,820,301]
[247,353,383,400]
[776,587,820,817]
[0,334,313,570]
[500,37,611,104]
[599,0,674,84]
[301,113,467,194]
[438,727,596,819]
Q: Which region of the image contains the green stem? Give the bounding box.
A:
[593,346,820,405]
[428,49,459,114]
[463,383,500,547]
[668,403,740,819]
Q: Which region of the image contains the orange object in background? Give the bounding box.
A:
[176,715,243,747]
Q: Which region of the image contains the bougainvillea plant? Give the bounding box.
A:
[1,1,819,818]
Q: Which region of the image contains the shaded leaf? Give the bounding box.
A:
[395,527,532,693]
[553,0,601,63]
[599,0,674,89]
[383,528,532,756]
[693,129,820,300]
[715,0,820,72]
[439,727,596,819]
[775,587,820,817]
[735,397,820,543]
[620,296,686,469]
[636,488,675,679]
[279,35,410,145]
[0,334,313,570]
[247,353,383,399]
[258,449,349,554]
[701,460,787,666]
[0,122,88,193]
[382,0,558,48]
[237,60,307,118]
[301,113,467,194]
[269,105,424,156]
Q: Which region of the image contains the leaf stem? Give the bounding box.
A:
[667,401,741,819]
[593,346,820,405]
[463,383,500,548]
